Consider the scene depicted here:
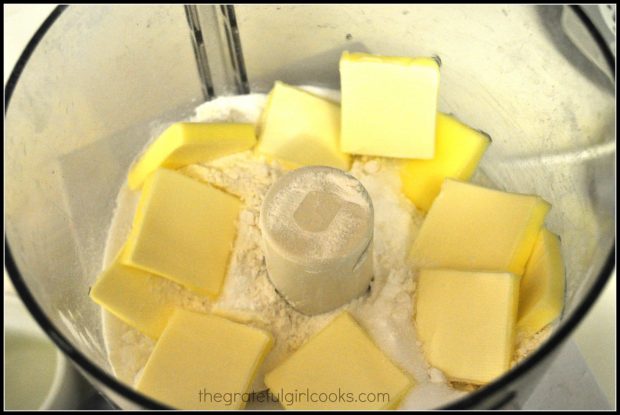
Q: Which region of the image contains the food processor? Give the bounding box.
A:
[5,4,615,409]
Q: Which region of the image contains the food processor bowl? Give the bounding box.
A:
[5,5,615,409]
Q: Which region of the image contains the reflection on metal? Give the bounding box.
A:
[184,5,250,96]
[184,5,215,100]
[219,5,250,94]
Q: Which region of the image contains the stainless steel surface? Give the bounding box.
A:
[188,5,250,97]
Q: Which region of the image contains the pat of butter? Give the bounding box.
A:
[90,255,174,339]
[517,228,565,337]
[410,179,550,275]
[123,169,241,297]
[416,269,520,384]
[257,81,350,170]
[400,113,490,212]
[340,52,440,159]
[128,123,256,190]
[137,309,273,409]
[264,312,414,410]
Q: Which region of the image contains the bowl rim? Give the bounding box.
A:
[4,4,616,410]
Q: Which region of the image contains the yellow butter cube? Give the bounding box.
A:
[340,52,440,159]
[137,309,273,409]
[123,169,241,297]
[257,81,350,170]
[400,113,490,212]
[90,256,174,339]
[416,269,520,384]
[517,228,565,336]
[410,179,550,275]
[128,123,256,190]
[264,312,414,410]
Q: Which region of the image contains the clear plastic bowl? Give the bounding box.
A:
[5,4,615,409]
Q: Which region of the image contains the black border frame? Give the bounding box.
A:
[4,4,615,410]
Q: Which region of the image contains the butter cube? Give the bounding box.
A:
[400,113,490,212]
[137,309,273,409]
[264,312,414,410]
[340,52,440,159]
[128,123,256,190]
[123,169,241,297]
[517,228,565,336]
[416,269,520,384]
[257,81,350,170]
[410,179,550,275]
[90,257,174,339]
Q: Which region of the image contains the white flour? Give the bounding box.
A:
[259,166,374,315]
[101,91,551,409]
[261,167,372,261]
